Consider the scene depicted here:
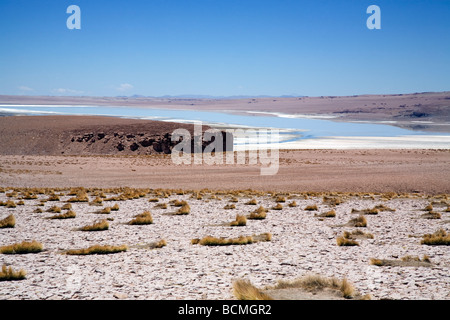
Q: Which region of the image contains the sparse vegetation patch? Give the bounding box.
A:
[0,240,43,254]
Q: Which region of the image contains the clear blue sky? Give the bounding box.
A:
[1,0,449,97]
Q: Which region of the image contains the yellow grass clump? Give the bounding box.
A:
[230,214,247,227]
[194,235,254,246]
[347,215,367,227]
[248,206,267,220]
[0,214,15,228]
[154,203,168,209]
[336,236,359,246]
[420,229,450,245]
[273,274,357,299]
[370,255,432,267]
[80,219,109,231]
[229,196,239,203]
[271,203,283,210]
[47,206,62,213]
[323,196,343,206]
[0,240,43,254]
[0,265,26,281]
[128,211,154,225]
[176,203,191,215]
[154,239,167,248]
[48,210,76,220]
[373,204,396,212]
[67,190,89,203]
[65,244,128,255]
[233,279,273,300]
[172,199,188,207]
[245,199,258,205]
[316,210,336,218]
[304,204,318,211]
[288,201,297,207]
[47,194,60,202]
[224,204,236,210]
[97,207,111,214]
[5,200,17,208]
[62,203,72,210]
[343,230,374,240]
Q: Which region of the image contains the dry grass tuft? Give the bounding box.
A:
[176,203,191,215]
[245,199,258,205]
[420,211,441,219]
[62,203,72,210]
[154,203,168,209]
[128,211,154,225]
[172,199,188,207]
[80,219,109,231]
[224,204,236,210]
[98,207,111,214]
[194,235,254,246]
[288,201,297,207]
[373,204,396,212]
[0,214,15,228]
[351,208,379,215]
[323,196,343,206]
[343,230,374,240]
[153,239,167,248]
[233,279,273,300]
[421,229,450,245]
[5,200,17,208]
[67,190,89,203]
[248,206,267,220]
[47,206,62,213]
[316,210,336,218]
[275,196,286,203]
[271,203,283,210]
[274,274,356,299]
[48,210,76,220]
[336,236,359,246]
[0,240,43,254]
[347,215,367,227]
[304,204,318,211]
[47,194,60,202]
[65,244,128,255]
[0,265,26,281]
[401,255,431,263]
[230,214,247,227]
[370,255,432,267]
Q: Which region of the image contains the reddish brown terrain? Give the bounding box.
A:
[0,94,449,194]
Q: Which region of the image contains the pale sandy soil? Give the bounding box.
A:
[0,188,449,300]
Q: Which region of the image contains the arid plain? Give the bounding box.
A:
[0,94,449,300]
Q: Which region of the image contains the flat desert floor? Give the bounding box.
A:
[0,187,449,300]
[0,150,449,300]
[0,149,449,194]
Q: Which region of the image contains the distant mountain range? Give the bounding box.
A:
[120,94,305,100]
